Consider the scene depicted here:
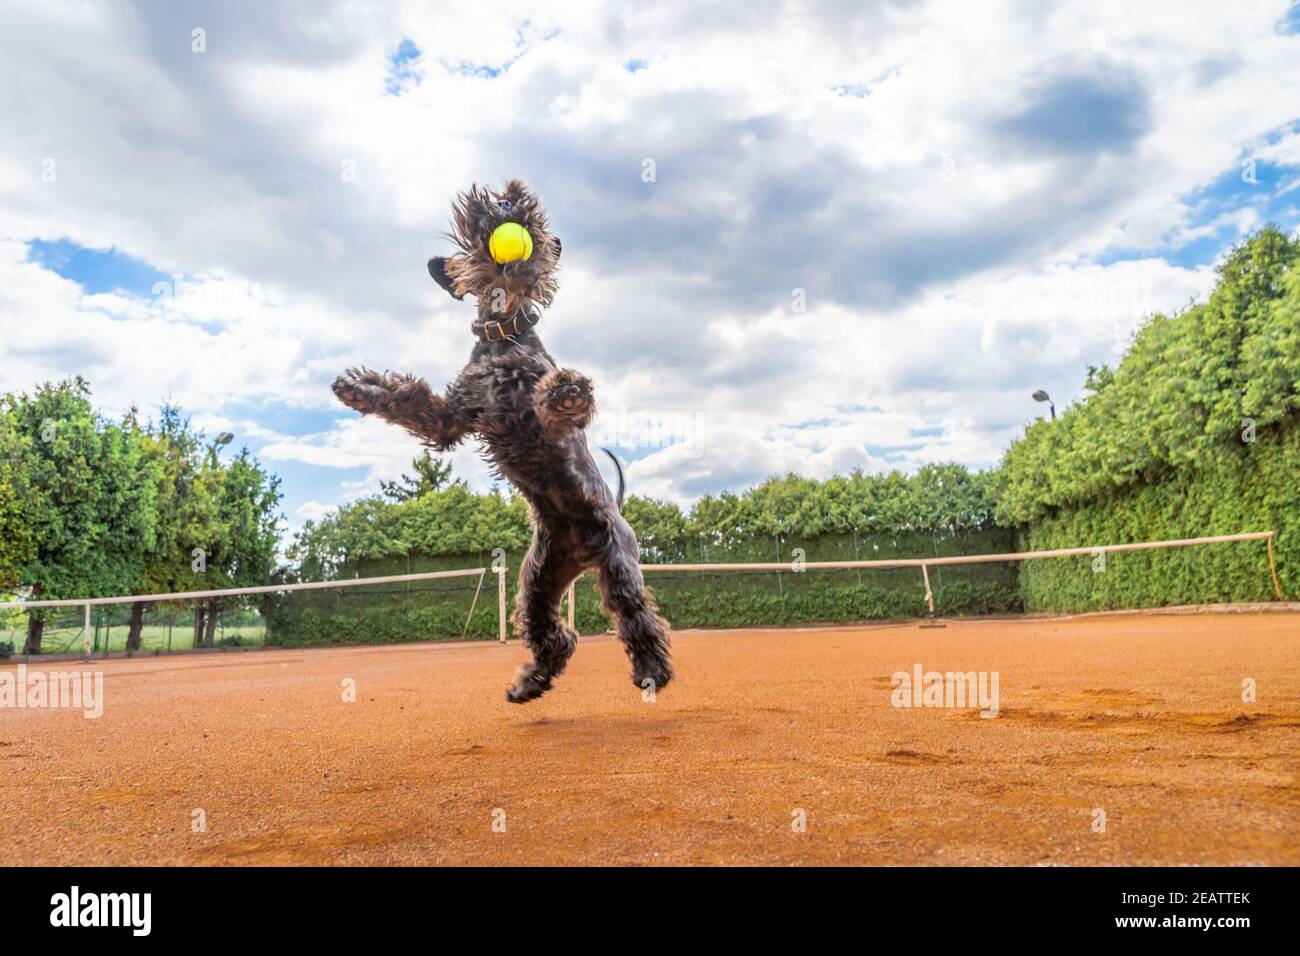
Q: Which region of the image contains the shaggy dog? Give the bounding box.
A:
[332,180,672,703]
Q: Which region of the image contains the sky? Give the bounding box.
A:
[1,0,1299,542]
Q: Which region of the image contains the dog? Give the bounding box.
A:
[332,180,672,703]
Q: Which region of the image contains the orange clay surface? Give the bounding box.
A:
[1,612,1297,866]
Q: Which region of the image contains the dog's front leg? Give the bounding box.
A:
[532,368,595,436]
[332,367,468,450]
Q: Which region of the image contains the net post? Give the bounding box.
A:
[83,603,91,658]
[1266,531,1284,601]
[462,570,488,641]
[566,581,576,632]
[919,562,946,628]
[497,567,508,644]
[921,563,935,614]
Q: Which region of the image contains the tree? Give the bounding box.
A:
[1083,364,1115,394]
[125,407,210,651]
[0,404,35,591]
[4,380,162,653]
[622,496,687,561]
[379,450,455,502]
[0,383,286,654]
[202,448,282,643]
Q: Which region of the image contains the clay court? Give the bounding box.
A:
[1,611,1296,866]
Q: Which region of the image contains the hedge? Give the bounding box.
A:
[1017,419,1296,611]
[266,528,1021,646]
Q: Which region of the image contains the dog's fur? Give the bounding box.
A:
[332,180,672,703]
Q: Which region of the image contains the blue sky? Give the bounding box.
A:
[1094,126,1300,269]
[2,0,1299,542]
[26,239,169,296]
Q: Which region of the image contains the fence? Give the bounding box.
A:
[0,568,497,659]
[0,531,1282,658]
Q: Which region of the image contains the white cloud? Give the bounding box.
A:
[294,500,339,523]
[0,0,1297,520]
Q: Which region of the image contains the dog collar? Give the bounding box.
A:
[472,308,540,342]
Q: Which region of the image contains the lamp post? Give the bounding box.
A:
[208,431,234,464]
[1032,390,1056,421]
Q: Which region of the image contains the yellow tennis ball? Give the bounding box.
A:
[489,222,533,264]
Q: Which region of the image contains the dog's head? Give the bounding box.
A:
[428,180,562,320]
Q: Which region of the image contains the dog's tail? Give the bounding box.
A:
[601,447,625,510]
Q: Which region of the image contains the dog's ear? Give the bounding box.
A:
[428,256,465,300]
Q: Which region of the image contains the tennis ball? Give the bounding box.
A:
[489,222,533,264]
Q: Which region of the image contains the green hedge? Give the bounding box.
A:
[265,552,504,646]
[998,228,1300,525]
[1005,228,1300,612]
[265,529,1021,646]
[1017,419,1296,611]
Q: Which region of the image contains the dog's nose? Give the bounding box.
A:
[497,199,513,212]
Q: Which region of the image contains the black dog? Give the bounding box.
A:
[332,180,672,703]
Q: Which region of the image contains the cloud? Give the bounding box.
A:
[0,0,1298,523]
[294,500,340,523]
[993,63,1152,157]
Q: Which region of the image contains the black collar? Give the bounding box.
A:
[472,308,540,342]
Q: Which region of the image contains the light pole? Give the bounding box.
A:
[1032,390,1056,421]
[208,431,234,464]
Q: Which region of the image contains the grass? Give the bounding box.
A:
[0,619,266,656]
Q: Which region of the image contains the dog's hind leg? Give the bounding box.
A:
[507,529,581,703]
[596,517,673,696]
[332,367,467,451]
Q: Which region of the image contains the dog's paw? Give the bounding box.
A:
[506,668,554,704]
[631,656,673,696]
[332,368,391,414]
[534,368,595,432]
